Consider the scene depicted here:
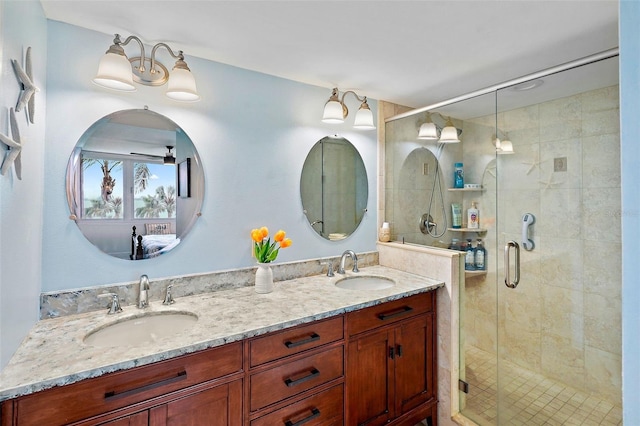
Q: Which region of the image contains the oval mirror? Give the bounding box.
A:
[66,109,204,260]
[300,136,368,240]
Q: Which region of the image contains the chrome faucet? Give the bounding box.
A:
[138,274,150,309]
[337,250,359,274]
[321,261,335,277]
[98,293,122,315]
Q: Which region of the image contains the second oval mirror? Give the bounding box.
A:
[66,109,204,260]
[300,136,368,240]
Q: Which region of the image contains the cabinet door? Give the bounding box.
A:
[394,313,435,415]
[149,380,242,426]
[346,330,394,426]
[98,411,148,426]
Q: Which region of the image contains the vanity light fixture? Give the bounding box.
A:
[93,34,200,102]
[322,88,375,130]
[418,112,461,143]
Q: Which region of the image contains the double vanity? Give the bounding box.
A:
[0,264,443,426]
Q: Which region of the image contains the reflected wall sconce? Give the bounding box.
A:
[93,34,200,102]
[418,112,461,143]
[493,130,515,154]
[322,88,375,130]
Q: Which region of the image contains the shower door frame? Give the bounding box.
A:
[385,47,620,425]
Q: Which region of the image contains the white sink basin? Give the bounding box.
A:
[84,311,198,348]
[335,276,395,290]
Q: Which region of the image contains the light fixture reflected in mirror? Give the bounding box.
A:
[93,34,200,102]
[418,112,461,143]
[493,130,515,154]
[322,88,375,130]
[163,146,176,165]
[438,117,461,143]
[417,113,438,140]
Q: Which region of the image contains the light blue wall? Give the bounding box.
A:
[0,0,47,368]
[41,21,378,292]
[620,1,640,423]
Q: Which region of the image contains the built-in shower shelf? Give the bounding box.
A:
[448,227,487,233]
[465,270,487,278]
[448,188,484,192]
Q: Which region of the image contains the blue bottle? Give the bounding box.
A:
[454,163,464,188]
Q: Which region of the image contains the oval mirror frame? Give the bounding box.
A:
[66,109,204,260]
[300,136,368,241]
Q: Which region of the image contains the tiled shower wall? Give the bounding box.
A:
[381,84,621,419]
[463,85,621,406]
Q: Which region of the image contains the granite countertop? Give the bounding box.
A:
[0,265,443,401]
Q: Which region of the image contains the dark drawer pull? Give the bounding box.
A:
[377,306,413,320]
[284,332,320,349]
[104,370,187,401]
[284,407,321,426]
[284,368,320,387]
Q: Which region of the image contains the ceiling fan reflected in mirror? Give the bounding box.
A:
[130,145,175,165]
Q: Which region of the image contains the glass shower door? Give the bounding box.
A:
[494,56,622,425]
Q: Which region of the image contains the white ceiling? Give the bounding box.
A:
[40,0,619,111]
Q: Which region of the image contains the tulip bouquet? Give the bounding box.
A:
[251,227,292,263]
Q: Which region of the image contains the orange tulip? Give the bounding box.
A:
[260,227,269,238]
[274,230,286,242]
[251,229,263,243]
[280,238,292,248]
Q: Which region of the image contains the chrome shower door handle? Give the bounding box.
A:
[504,240,520,288]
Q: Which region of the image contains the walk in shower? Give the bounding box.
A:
[384,52,621,425]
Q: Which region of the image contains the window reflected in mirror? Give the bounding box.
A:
[66,109,203,260]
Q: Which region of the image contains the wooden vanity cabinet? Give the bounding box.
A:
[345,292,437,426]
[86,380,243,426]
[1,342,243,426]
[247,316,345,426]
[1,290,438,426]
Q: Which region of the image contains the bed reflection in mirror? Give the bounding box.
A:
[300,135,368,240]
[66,109,204,260]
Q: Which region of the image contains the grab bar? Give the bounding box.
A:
[504,240,520,288]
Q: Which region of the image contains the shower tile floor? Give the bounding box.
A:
[462,346,622,425]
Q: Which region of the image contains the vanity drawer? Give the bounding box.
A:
[251,383,344,426]
[250,316,344,367]
[13,342,242,426]
[346,292,434,336]
[250,345,344,412]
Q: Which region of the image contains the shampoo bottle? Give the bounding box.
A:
[451,203,462,228]
[474,239,486,271]
[467,202,479,229]
[454,163,464,188]
[465,239,475,270]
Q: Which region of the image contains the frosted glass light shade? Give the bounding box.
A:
[93,52,135,91]
[166,68,200,101]
[498,140,514,154]
[322,101,344,123]
[418,122,438,140]
[438,125,460,143]
[353,107,375,130]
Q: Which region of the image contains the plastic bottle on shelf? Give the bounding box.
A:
[451,203,462,228]
[467,201,479,229]
[474,239,486,271]
[449,238,461,251]
[465,239,475,270]
[454,163,464,188]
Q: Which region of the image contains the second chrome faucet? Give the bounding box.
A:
[138,274,150,309]
[337,250,359,274]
